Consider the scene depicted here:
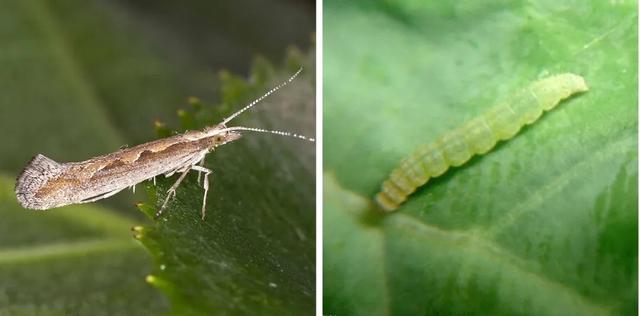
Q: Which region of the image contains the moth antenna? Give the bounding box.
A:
[221,67,303,125]
[219,126,315,142]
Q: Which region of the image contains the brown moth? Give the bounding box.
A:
[15,68,313,220]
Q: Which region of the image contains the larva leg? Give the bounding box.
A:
[156,167,191,218]
[191,165,212,220]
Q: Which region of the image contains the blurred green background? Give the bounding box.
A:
[0,0,313,314]
[324,1,637,315]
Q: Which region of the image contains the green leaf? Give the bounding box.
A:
[137,52,316,316]
[324,1,637,315]
[0,175,169,315]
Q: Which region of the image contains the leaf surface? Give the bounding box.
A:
[137,52,316,316]
[0,176,168,316]
[324,1,637,315]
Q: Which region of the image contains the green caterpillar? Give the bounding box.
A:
[375,73,589,212]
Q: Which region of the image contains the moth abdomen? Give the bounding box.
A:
[375,73,589,212]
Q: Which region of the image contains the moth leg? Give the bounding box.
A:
[164,165,185,178]
[191,165,212,220]
[165,165,187,177]
[165,155,200,178]
[80,187,126,203]
[155,167,191,218]
[165,164,190,178]
[196,159,205,186]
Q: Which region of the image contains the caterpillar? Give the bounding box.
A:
[374,73,589,212]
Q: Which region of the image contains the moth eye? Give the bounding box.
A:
[214,136,224,143]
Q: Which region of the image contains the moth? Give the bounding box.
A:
[375,73,589,212]
[15,68,313,220]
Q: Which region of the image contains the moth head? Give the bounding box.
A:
[204,124,242,148]
[200,67,314,146]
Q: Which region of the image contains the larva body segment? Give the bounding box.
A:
[461,117,497,154]
[418,143,449,177]
[509,90,544,125]
[375,73,588,212]
[438,130,473,167]
[484,104,522,140]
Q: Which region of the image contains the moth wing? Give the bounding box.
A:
[15,154,65,210]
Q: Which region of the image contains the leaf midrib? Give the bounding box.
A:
[0,239,140,264]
